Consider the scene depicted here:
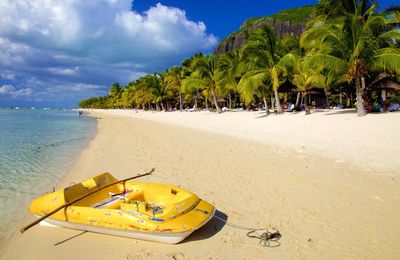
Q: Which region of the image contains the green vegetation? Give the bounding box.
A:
[219,5,316,45]
[269,5,316,23]
[302,0,400,116]
[80,1,400,117]
[241,17,262,29]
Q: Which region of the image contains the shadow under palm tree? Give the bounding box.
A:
[325,109,357,115]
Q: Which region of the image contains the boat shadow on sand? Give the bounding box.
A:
[181,209,227,244]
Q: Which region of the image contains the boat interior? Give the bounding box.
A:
[63,173,199,219]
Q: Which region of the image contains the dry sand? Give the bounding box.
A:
[1,109,399,259]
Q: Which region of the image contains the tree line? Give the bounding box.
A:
[79,0,400,116]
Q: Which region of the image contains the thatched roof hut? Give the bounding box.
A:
[192,93,204,100]
[278,80,300,93]
[375,79,400,90]
[368,73,400,91]
[216,96,226,103]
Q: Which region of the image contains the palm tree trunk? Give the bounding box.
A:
[179,92,183,112]
[356,77,366,117]
[271,94,275,109]
[211,87,221,113]
[228,93,232,109]
[234,92,238,108]
[324,87,330,108]
[205,98,209,110]
[295,92,301,106]
[160,101,165,111]
[194,90,199,109]
[274,88,283,114]
[263,96,270,115]
[304,92,311,115]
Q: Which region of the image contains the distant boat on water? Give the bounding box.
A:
[43,108,50,110]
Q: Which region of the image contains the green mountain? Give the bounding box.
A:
[214,5,316,54]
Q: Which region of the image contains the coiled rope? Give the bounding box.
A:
[213,215,281,247]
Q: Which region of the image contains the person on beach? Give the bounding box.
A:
[79,110,83,117]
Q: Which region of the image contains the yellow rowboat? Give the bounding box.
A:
[28,173,215,244]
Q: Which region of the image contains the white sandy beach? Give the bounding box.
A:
[1,109,399,259]
[98,108,400,173]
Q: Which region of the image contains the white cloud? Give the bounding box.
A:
[0,85,15,95]
[48,67,79,76]
[0,0,81,48]
[12,88,32,97]
[1,71,16,80]
[0,1,217,106]
[0,84,32,97]
[0,1,216,61]
[114,3,217,52]
[45,83,102,94]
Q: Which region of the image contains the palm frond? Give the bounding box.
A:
[238,70,267,104]
[182,78,208,92]
[378,29,400,42]
[372,48,400,74]
[277,53,298,73]
[303,54,347,74]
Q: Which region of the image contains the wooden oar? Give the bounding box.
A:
[20,168,155,233]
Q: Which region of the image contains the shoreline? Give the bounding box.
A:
[1,110,399,259]
[0,116,99,251]
[0,110,98,250]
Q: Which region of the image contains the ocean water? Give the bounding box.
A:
[0,109,96,246]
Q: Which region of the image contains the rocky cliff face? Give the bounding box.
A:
[214,7,314,54]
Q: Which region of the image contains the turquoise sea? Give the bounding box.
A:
[0,108,96,247]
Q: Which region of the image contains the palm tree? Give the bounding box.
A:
[318,70,347,108]
[317,0,375,18]
[148,73,168,111]
[132,76,155,110]
[218,50,245,109]
[292,57,327,114]
[237,68,272,113]
[164,66,184,112]
[240,27,296,114]
[108,82,122,108]
[302,1,400,116]
[183,55,222,113]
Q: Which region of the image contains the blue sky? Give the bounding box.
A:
[0,0,397,108]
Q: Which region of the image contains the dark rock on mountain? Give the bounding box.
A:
[214,5,315,54]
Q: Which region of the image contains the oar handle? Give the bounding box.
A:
[20,168,155,233]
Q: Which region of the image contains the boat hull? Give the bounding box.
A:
[36,208,215,244]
